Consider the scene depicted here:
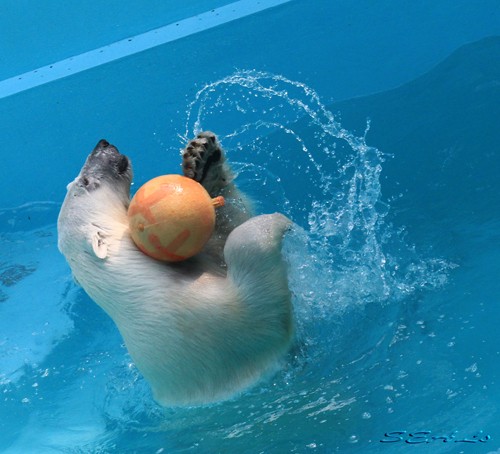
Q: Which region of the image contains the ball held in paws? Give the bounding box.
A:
[128,175,224,262]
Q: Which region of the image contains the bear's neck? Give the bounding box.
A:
[75,226,181,330]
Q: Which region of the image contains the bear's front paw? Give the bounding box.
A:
[182,131,224,188]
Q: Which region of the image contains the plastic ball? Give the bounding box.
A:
[128,174,224,262]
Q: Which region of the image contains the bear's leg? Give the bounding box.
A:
[182,132,253,262]
[224,213,294,340]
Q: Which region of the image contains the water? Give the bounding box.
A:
[1,67,484,452]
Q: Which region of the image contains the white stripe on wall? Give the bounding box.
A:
[0,0,291,99]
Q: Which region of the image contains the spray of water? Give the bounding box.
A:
[181,70,450,324]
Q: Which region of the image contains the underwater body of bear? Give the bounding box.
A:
[57,132,294,406]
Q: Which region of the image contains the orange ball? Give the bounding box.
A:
[128,175,224,262]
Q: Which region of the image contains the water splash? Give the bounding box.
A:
[182,70,451,319]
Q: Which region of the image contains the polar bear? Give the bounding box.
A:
[57,132,294,406]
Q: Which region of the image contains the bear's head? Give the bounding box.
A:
[73,139,132,198]
[58,140,133,261]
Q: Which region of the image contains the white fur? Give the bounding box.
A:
[58,163,293,406]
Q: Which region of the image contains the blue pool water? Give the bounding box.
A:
[1,1,500,452]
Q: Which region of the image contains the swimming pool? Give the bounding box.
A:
[1,1,499,452]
